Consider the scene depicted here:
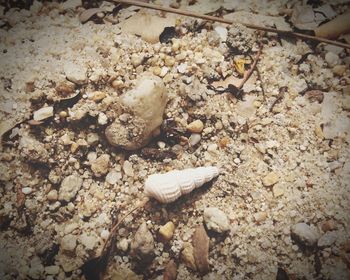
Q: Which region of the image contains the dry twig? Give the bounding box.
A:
[111,0,350,49]
[238,46,262,90]
[100,197,150,257]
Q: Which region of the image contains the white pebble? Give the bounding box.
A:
[325,52,340,67]
[98,112,108,125]
[33,106,53,121]
[105,170,122,184]
[22,187,33,194]
[123,161,134,177]
[189,133,201,146]
[100,229,110,240]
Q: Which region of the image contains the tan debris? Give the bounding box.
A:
[262,172,279,187]
[159,221,175,242]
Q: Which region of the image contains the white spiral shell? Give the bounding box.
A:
[144,166,220,203]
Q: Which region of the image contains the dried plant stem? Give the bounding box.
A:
[111,0,350,49]
[238,46,262,90]
[100,197,150,257]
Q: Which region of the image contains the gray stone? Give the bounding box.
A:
[318,231,338,248]
[325,52,340,67]
[291,223,319,247]
[58,174,83,202]
[130,222,154,261]
[204,207,230,233]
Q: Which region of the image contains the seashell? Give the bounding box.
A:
[144,166,219,203]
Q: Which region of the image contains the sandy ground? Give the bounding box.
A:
[0,0,349,279]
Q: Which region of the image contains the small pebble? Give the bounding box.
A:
[332,65,346,76]
[91,154,110,177]
[130,222,154,260]
[177,63,187,73]
[272,184,284,197]
[203,207,230,233]
[321,220,337,232]
[253,211,267,223]
[131,53,143,68]
[58,174,83,202]
[33,106,53,121]
[117,238,129,252]
[100,229,109,240]
[207,144,217,153]
[47,190,58,201]
[111,79,124,89]
[105,170,122,184]
[325,52,340,67]
[187,120,204,133]
[86,133,99,145]
[21,187,33,195]
[45,265,60,275]
[181,242,196,270]
[318,231,338,248]
[262,172,279,187]
[291,223,319,247]
[159,221,175,241]
[60,234,77,252]
[233,158,241,164]
[98,112,108,125]
[123,161,134,177]
[189,133,201,146]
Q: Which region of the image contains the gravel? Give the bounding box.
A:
[0,1,349,279]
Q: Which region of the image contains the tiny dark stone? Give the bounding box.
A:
[159,27,177,44]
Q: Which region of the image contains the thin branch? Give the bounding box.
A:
[238,46,262,90]
[100,197,150,256]
[111,0,350,49]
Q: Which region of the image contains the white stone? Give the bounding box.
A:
[60,234,77,252]
[106,73,168,150]
[325,52,340,67]
[100,229,109,240]
[204,207,230,233]
[33,107,53,121]
[22,187,33,194]
[98,112,108,125]
[189,133,201,146]
[58,174,83,202]
[160,66,169,77]
[86,133,99,145]
[207,144,218,153]
[79,233,97,250]
[131,53,143,67]
[157,141,166,149]
[105,170,122,184]
[291,223,319,247]
[117,238,129,252]
[64,61,87,84]
[177,63,187,74]
[214,26,228,41]
[123,161,134,177]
